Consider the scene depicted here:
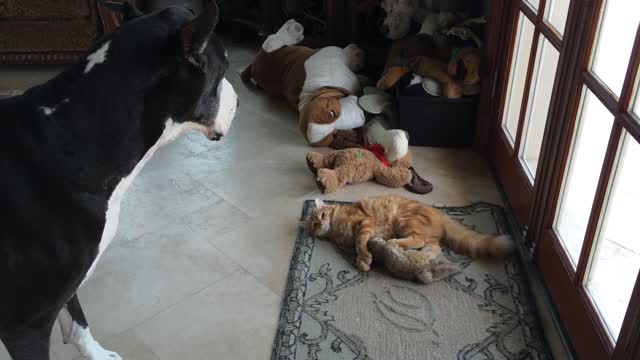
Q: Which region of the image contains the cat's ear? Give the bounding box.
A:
[314,198,326,209]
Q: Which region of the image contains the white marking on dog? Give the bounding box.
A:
[85,41,111,74]
[80,119,201,287]
[40,106,55,115]
[39,99,71,116]
[57,308,122,359]
[212,77,238,137]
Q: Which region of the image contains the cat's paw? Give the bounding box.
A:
[357,259,371,272]
[387,239,401,248]
[357,253,372,272]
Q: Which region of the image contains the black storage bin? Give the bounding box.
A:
[395,85,477,147]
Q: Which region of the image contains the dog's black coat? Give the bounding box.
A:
[0,3,231,359]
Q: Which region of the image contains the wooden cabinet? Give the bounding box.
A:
[0,0,99,64]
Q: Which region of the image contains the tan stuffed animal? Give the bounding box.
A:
[368,237,461,284]
[377,56,463,98]
[241,20,365,148]
[306,129,413,193]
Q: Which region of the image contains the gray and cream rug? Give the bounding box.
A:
[272,201,550,360]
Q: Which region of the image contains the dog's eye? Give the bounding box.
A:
[330,110,336,119]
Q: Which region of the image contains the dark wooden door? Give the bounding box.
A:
[487,0,569,227]
[489,0,640,358]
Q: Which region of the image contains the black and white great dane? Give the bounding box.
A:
[0,3,237,359]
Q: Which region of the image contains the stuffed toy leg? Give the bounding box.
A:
[261,19,305,53]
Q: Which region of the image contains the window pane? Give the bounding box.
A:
[591,0,640,96]
[526,0,540,11]
[545,0,570,35]
[502,14,535,145]
[586,133,640,341]
[520,37,560,179]
[555,89,614,265]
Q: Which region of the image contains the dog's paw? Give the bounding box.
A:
[86,350,122,360]
[83,343,123,360]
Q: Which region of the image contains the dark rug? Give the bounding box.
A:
[272,200,551,360]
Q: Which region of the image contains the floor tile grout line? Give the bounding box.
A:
[197,227,282,299]
[114,268,245,339]
[177,170,255,220]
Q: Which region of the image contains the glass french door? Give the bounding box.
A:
[488,0,569,226]
[489,0,640,358]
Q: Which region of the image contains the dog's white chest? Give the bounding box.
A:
[79,119,189,287]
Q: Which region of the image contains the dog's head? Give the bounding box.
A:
[90,2,236,141]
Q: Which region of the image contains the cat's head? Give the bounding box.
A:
[302,199,334,237]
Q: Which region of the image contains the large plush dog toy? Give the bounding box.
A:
[241,20,366,148]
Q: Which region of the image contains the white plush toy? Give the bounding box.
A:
[381,0,461,40]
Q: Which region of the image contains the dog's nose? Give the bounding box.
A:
[236,99,240,108]
[209,131,222,141]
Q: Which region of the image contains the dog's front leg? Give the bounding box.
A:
[57,295,122,360]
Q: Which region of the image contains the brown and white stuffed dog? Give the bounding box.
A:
[241,20,366,148]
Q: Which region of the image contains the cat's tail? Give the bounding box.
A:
[441,216,514,258]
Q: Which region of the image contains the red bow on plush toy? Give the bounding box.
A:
[366,144,391,167]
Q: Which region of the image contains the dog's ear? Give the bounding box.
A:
[181,2,219,62]
[100,1,144,22]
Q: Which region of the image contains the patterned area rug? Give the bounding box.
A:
[272,201,551,360]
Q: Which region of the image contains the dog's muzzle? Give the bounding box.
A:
[209,77,238,141]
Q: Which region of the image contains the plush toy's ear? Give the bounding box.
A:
[313,87,350,100]
[314,198,326,209]
[181,2,219,62]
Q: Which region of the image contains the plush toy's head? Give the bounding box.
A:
[449,48,482,85]
[381,0,415,39]
[383,129,410,164]
[305,88,345,126]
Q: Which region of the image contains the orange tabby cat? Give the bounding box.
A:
[305,195,513,272]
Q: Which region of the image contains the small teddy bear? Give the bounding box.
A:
[368,237,461,284]
[306,129,414,193]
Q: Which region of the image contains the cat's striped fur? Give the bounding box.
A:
[305,195,513,272]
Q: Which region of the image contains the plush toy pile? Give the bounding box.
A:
[240,2,486,282]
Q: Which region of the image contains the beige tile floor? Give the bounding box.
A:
[0,42,503,360]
